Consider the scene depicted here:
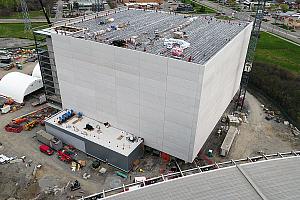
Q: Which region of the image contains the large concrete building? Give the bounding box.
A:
[35,8,252,162]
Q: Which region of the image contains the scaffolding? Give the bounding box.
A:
[33,29,62,108]
[82,150,300,200]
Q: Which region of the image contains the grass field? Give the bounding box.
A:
[181,0,216,13]
[255,32,300,74]
[0,10,45,19]
[0,23,47,40]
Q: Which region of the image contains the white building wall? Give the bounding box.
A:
[192,23,253,159]
[51,22,251,162]
[52,33,204,161]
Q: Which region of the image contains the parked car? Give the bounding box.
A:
[39,144,54,155]
[57,149,73,162]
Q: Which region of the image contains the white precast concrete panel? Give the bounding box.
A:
[0,72,43,103]
[192,23,253,159]
[51,20,252,162]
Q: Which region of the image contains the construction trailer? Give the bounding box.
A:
[35,8,252,163]
[45,110,144,171]
[220,126,239,157]
[36,129,63,151]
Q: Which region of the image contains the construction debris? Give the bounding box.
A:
[82,173,91,179]
[70,180,81,191]
[4,106,57,133]
[32,164,42,177]
[99,167,107,174]
[0,154,14,164]
[227,115,240,126]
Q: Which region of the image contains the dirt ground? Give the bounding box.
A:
[201,92,300,164]
[229,93,300,159]
[0,61,36,79]
[0,38,35,49]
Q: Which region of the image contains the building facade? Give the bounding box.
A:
[36,9,252,162]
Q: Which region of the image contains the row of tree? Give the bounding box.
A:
[0,0,55,17]
[249,61,300,128]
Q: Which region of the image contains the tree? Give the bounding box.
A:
[276,0,284,4]
[227,0,236,7]
[280,4,289,12]
[295,0,300,10]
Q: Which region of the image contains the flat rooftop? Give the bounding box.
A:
[40,8,250,65]
[46,110,143,156]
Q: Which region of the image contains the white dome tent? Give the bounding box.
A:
[32,62,42,78]
[0,63,43,103]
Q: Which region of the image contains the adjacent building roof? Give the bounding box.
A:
[0,72,43,103]
[101,156,300,200]
[46,110,143,156]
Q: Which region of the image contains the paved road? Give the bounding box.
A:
[198,0,300,44]
[0,18,51,23]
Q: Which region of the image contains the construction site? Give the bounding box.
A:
[0,2,300,200]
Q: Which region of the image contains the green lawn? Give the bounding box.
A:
[181,0,216,14]
[0,23,47,40]
[255,32,300,74]
[0,10,45,19]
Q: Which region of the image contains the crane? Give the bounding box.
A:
[38,0,52,26]
[236,0,267,111]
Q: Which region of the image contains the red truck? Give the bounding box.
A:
[39,144,54,155]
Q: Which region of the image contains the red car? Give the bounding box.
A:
[39,144,54,155]
[57,150,73,162]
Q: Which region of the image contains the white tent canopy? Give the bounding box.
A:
[0,72,43,103]
[32,63,42,78]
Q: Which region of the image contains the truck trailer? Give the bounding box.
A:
[36,130,63,151]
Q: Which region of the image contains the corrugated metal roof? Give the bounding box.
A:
[103,157,300,200]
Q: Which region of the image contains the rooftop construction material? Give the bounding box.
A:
[38,9,249,65]
[83,151,300,200]
[45,110,144,171]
